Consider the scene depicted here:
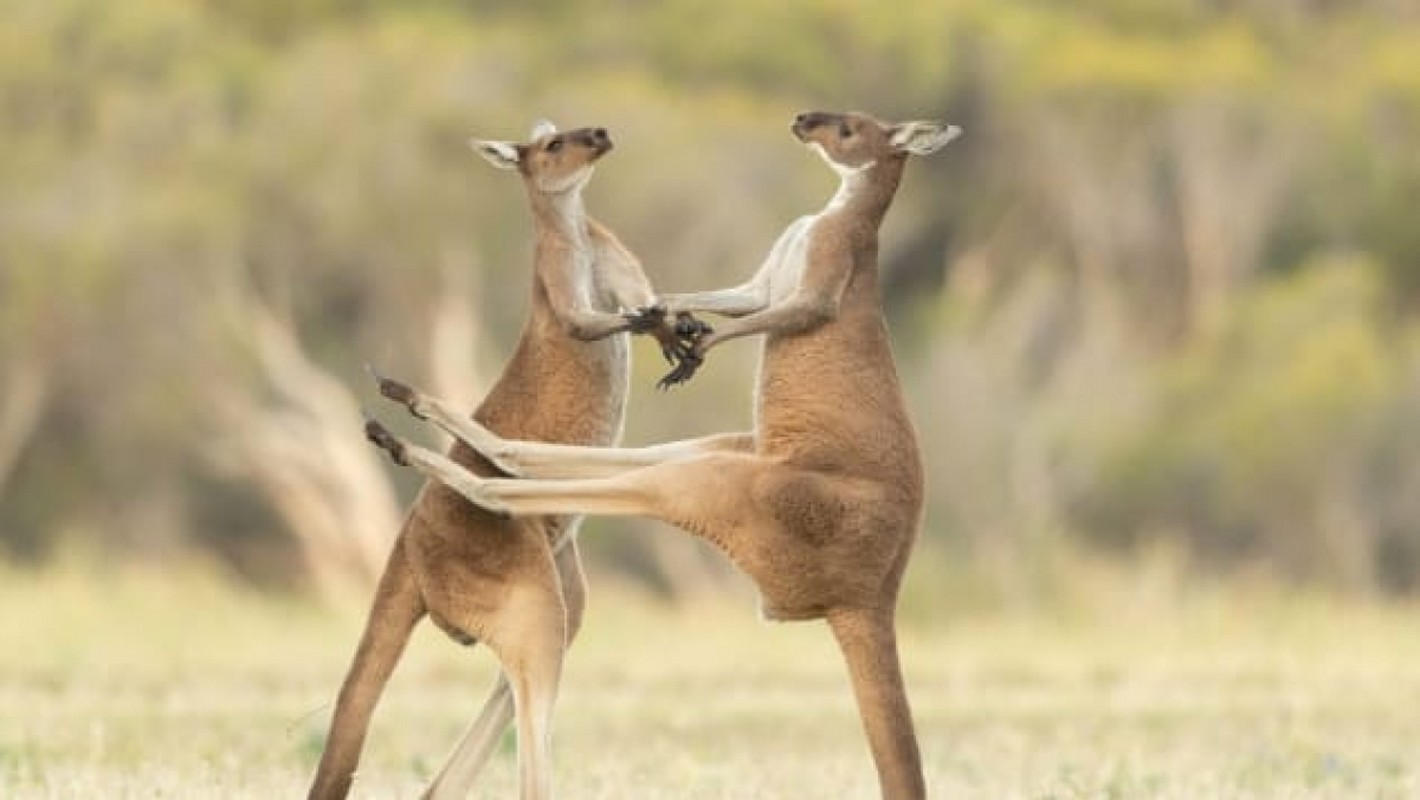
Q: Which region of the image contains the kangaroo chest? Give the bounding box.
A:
[765,215,818,304]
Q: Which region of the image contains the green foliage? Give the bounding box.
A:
[1079,259,1408,585]
[1020,19,1275,100]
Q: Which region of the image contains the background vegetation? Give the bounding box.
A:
[6,0,1420,602]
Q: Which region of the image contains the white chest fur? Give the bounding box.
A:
[765,215,816,304]
[764,149,873,304]
[568,249,601,310]
[551,196,601,310]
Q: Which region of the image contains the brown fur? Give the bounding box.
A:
[307,123,683,800]
[367,111,960,799]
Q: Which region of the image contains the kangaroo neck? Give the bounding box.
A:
[528,186,591,248]
[526,186,595,319]
[821,155,905,229]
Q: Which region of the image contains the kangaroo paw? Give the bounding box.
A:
[657,351,703,390]
[674,311,714,339]
[621,303,669,334]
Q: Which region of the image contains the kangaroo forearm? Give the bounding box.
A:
[561,309,632,341]
[705,296,835,348]
[663,286,767,318]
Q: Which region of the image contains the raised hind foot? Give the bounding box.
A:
[362,366,522,476]
[360,412,514,518]
[365,363,427,419]
[363,414,409,466]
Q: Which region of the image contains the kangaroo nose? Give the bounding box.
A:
[791,112,818,140]
[592,128,608,140]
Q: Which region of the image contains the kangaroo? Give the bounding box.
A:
[363,111,960,799]
[307,120,705,800]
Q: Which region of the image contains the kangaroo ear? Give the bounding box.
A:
[888,121,962,156]
[468,139,523,170]
[528,119,557,140]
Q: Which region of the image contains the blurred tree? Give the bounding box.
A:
[1077,259,1399,588]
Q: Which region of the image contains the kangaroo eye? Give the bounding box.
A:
[546,138,563,153]
[839,124,853,138]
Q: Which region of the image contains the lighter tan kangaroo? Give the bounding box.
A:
[307,120,700,800]
[364,111,961,799]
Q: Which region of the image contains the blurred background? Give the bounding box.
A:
[4,0,1420,613]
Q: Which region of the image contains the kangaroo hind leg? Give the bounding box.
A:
[308,543,427,800]
[826,607,925,800]
[423,535,589,799]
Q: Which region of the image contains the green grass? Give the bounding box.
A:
[2,563,1418,798]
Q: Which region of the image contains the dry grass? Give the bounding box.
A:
[2,562,1418,799]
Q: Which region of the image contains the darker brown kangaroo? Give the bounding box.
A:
[307,120,704,800]
[365,111,960,799]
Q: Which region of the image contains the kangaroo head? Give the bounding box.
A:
[469,120,613,194]
[791,111,961,174]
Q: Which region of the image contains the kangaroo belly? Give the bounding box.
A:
[756,320,921,487]
[478,332,629,449]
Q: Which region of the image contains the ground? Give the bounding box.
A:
[1,564,1417,799]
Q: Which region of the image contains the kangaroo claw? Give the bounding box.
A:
[659,342,679,365]
[674,312,714,338]
[622,303,669,334]
[657,351,703,390]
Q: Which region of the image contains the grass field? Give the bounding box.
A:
[2,562,1418,799]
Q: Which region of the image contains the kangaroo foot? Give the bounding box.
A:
[365,363,427,420]
[362,413,409,466]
